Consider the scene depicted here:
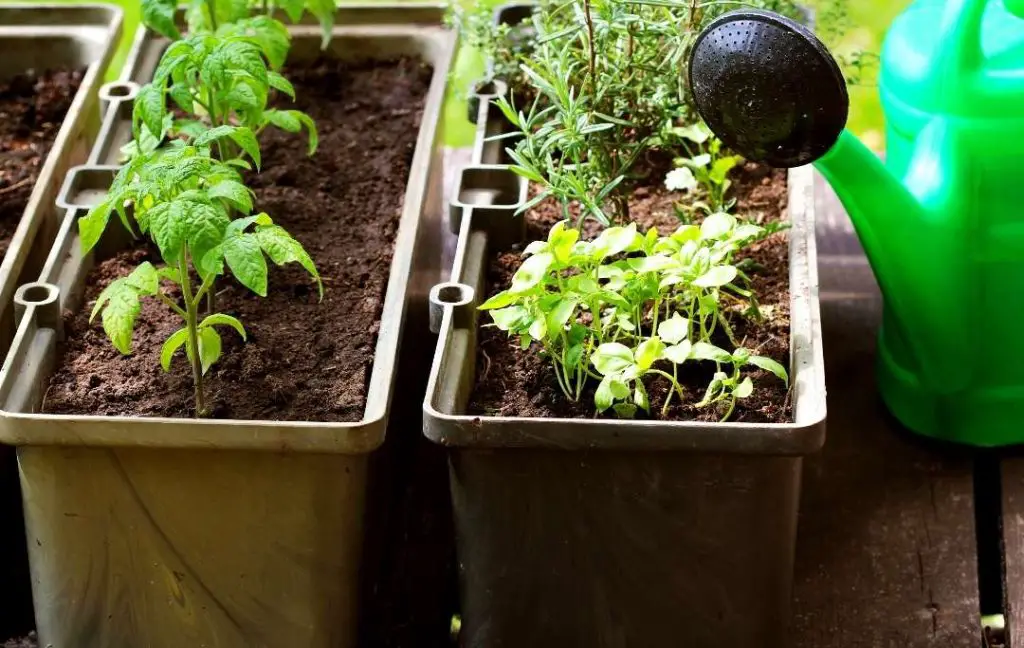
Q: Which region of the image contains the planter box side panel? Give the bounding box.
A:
[450,449,801,648]
[20,446,368,648]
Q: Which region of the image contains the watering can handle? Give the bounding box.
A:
[935,0,1024,84]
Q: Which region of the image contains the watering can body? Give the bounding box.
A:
[853,0,1024,446]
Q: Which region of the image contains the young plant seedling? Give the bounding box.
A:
[480,216,788,421]
[81,143,322,417]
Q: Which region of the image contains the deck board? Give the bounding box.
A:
[791,174,979,647]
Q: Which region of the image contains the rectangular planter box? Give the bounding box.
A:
[422,6,827,646]
[0,6,454,647]
[0,6,123,640]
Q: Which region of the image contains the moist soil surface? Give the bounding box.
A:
[42,57,432,421]
[0,68,85,260]
[468,162,793,423]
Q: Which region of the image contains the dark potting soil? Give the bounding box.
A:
[0,68,85,260]
[468,161,794,423]
[41,57,432,421]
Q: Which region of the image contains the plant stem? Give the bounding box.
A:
[583,0,597,95]
[179,251,207,417]
[720,396,736,422]
[661,363,678,417]
[207,0,218,30]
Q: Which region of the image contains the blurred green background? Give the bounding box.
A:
[7,0,911,149]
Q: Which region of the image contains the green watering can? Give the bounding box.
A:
[688,0,1024,447]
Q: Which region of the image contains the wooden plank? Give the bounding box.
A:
[792,174,979,647]
[998,457,1024,646]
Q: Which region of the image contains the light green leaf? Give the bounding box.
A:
[658,312,688,344]
[198,325,222,375]
[125,261,160,295]
[546,297,577,330]
[254,225,322,298]
[735,377,754,398]
[528,316,547,340]
[509,252,553,294]
[188,202,231,273]
[693,265,738,288]
[200,313,247,340]
[91,270,152,354]
[663,340,692,364]
[224,233,268,296]
[635,337,665,371]
[265,110,318,155]
[710,155,742,184]
[149,200,188,261]
[691,342,732,364]
[591,343,634,376]
[478,290,517,311]
[701,212,735,240]
[595,376,622,412]
[634,381,650,412]
[591,223,638,259]
[160,328,189,372]
[672,122,709,144]
[490,306,527,331]
[277,0,305,22]
[627,255,675,273]
[79,200,113,254]
[613,403,638,418]
[747,355,790,385]
[306,0,336,47]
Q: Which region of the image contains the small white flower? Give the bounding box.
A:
[664,167,697,192]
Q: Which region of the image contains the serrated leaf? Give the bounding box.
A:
[125,261,160,295]
[277,0,305,22]
[79,200,113,254]
[150,200,188,261]
[691,342,732,364]
[142,0,181,41]
[306,0,336,47]
[92,265,158,355]
[187,202,230,272]
[168,83,195,113]
[161,328,189,372]
[214,0,249,30]
[254,225,322,297]
[265,110,317,155]
[223,233,268,296]
[133,83,166,145]
[747,355,789,385]
[208,179,253,213]
[268,71,295,98]
[226,81,260,111]
[198,326,222,375]
[200,313,247,340]
[229,126,261,169]
[591,343,634,376]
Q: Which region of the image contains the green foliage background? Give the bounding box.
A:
[4,0,910,150]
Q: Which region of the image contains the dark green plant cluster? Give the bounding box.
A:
[80,0,330,416]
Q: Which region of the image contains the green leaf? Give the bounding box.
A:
[747,355,790,385]
[691,342,732,364]
[546,297,577,330]
[595,376,616,412]
[634,381,650,412]
[223,233,268,296]
[613,403,638,418]
[591,343,634,376]
[735,377,754,398]
[168,84,195,113]
[490,306,528,331]
[198,325,222,375]
[657,313,689,345]
[663,340,692,364]
[277,0,305,22]
[226,82,260,111]
[635,337,665,371]
[710,156,742,185]
[509,252,553,293]
[200,313,247,340]
[693,265,737,288]
[229,126,261,169]
[208,179,253,214]
[125,261,160,295]
[672,123,709,144]
[306,0,336,47]
[478,290,517,311]
[700,212,735,240]
[591,223,638,259]
[160,328,189,372]
[133,83,166,145]
[187,202,231,272]
[268,71,296,99]
[265,110,317,155]
[90,263,159,354]
[254,225,322,298]
[627,256,675,273]
[149,201,188,261]
[79,200,113,254]
[142,0,181,41]
[528,316,547,340]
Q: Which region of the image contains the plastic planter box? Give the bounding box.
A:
[0,6,123,639]
[421,5,827,647]
[0,6,453,647]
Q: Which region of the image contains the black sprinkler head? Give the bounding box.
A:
[688,9,849,168]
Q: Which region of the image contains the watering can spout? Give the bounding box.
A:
[687,9,971,393]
